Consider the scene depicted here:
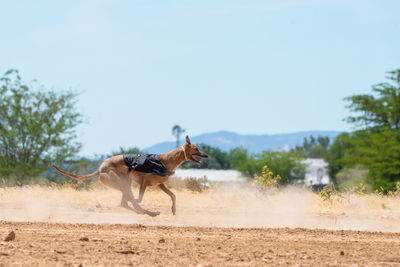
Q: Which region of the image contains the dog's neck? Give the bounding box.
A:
[159,146,187,172]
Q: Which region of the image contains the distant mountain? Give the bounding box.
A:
[144,130,342,154]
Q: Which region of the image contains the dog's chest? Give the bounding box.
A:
[146,175,170,186]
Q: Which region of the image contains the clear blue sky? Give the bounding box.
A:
[1,0,399,156]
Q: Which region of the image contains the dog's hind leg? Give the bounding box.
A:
[99,171,141,214]
[99,172,136,212]
[136,182,147,203]
[99,170,160,217]
[123,187,160,217]
[159,183,176,215]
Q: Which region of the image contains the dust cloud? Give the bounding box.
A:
[1,183,400,232]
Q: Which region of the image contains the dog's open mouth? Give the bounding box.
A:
[191,155,201,164]
[190,151,208,165]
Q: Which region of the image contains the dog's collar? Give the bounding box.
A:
[181,145,188,161]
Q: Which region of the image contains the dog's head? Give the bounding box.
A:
[182,136,208,164]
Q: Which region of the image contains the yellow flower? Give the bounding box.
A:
[355,186,359,190]
[268,171,273,176]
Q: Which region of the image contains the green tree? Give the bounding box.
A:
[293,135,331,158]
[230,148,305,184]
[257,151,306,184]
[308,145,326,158]
[337,69,400,191]
[317,136,330,151]
[229,147,258,176]
[324,132,353,184]
[342,129,400,191]
[344,69,400,131]
[0,69,83,182]
[108,146,142,157]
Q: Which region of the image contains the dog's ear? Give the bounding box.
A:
[186,135,191,144]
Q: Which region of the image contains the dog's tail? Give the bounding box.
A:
[52,164,99,181]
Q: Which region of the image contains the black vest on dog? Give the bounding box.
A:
[123,154,174,177]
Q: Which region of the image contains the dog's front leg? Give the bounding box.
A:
[158,183,176,215]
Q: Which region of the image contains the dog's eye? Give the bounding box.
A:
[196,148,199,151]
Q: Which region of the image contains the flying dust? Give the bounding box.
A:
[0,182,400,232]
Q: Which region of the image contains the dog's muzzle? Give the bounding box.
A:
[191,151,208,164]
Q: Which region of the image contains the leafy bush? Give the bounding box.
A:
[165,176,209,192]
[184,176,209,192]
[165,176,187,190]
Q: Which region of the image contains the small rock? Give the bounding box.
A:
[159,238,165,243]
[194,237,201,241]
[340,251,345,256]
[95,203,102,208]
[79,237,89,242]
[4,231,15,242]
[8,244,14,249]
[117,250,135,254]
[87,207,95,212]
[217,246,221,250]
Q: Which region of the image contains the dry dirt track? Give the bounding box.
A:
[1,221,400,266]
[1,185,400,266]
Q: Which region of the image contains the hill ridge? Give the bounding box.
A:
[144,130,341,154]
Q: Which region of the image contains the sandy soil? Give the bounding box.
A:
[1,221,400,266]
[1,184,400,266]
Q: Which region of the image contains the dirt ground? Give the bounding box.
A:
[1,221,400,266]
[1,185,400,266]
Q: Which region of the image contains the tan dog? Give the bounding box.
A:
[52,136,208,217]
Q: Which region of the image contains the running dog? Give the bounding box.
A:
[52,136,208,217]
